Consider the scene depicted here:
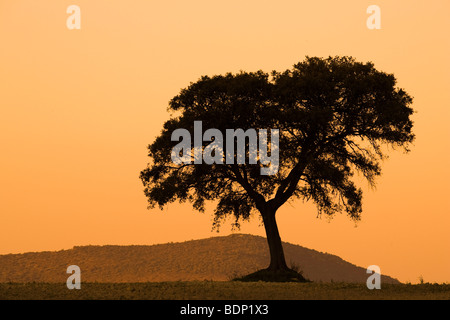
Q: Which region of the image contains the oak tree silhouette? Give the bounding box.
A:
[140,56,414,281]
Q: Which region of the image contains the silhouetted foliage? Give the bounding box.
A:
[140,56,415,277]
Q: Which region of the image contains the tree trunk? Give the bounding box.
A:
[261,207,289,271]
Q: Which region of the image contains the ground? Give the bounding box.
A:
[0,282,448,300]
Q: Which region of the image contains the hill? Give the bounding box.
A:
[0,234,399,283]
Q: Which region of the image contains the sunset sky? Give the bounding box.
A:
[0,0,449,284]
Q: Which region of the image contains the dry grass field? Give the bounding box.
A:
[0,281,448,300]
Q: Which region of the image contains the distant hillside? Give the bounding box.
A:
[0,234,399,283]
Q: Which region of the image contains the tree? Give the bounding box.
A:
[140,56,414,281]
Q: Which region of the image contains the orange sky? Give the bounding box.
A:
[0,0,449,284]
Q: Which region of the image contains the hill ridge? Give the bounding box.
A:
[0,234,400,283]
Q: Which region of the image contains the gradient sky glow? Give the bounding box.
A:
[0,0,449,283]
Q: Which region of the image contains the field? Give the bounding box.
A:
[0,281,448,300]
